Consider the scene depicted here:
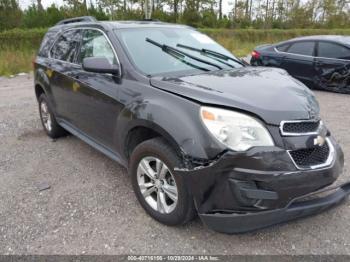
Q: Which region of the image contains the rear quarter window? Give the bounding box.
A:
[276,43,290,52]
[38,30,58,57]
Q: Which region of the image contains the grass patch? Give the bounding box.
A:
[0,48,36,76]
[1,28,350,76]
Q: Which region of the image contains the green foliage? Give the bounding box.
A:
[0,0,22,30]
[0,28,46,50]
[0,47,35,76]
[1,0,350,31]
[22,4,64,28]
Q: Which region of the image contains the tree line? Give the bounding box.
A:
[0,0,349,31]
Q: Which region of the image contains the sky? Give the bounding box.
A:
[18,0,231,15]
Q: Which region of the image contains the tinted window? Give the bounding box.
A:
[50,30,81,62]
[287,41,315,56]
[276,43,290,52]
[38,30,58,57]
[78,29,116,65]
[318,42,350,60]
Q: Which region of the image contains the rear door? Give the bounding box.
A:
[48,29,82,121]
[279,41,317,87]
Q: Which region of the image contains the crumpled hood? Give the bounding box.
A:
[150,67,320,125]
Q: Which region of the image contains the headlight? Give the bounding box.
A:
[200,106,274,151]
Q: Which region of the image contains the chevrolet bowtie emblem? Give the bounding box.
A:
[314,135,326,146]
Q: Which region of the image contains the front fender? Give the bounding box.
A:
[116,87,224,162]
[34,58,57,111]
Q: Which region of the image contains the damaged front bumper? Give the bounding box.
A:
[200,182,350,234]
[175,136,349,234]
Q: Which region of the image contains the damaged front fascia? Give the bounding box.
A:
[173,141,342,215]
[176,149,229,172]
[174,147,297,214]
[176,146,296,173]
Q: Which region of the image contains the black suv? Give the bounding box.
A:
[34,16,350,234]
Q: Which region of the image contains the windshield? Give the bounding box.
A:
[114,27,242,75]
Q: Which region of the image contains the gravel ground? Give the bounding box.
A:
[0,73,350,255]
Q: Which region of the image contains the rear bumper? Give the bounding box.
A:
[199,182,350,234]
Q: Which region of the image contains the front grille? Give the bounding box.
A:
[289,142,330,168]
[282,120,320,135]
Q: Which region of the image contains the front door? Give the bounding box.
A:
[69,28,124,149]
[314,41,350,90]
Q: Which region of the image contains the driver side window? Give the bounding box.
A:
[78,29,116,65]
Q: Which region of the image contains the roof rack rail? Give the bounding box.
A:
[56,16,97,26]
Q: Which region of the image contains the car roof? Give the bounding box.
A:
[50,19,191,32]
[280,35,350,46]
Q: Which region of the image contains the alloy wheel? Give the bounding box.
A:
[136,156,178,214]
[40,101,52,132]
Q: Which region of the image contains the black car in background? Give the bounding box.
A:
[250,35,350,94]
[34,17,350,234]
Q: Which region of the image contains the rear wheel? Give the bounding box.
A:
[129,138,196,226]
[38,94,66,138]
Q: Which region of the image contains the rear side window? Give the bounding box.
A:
[78,29,116,65]
[318,42,350,60]
[287,41,315,56]
[276,43,290,52]
[38,30,58,57]
[50,29,82,63]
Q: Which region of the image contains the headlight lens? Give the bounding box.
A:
[200,106,274,151]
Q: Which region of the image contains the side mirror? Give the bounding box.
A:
[82,57,119,75]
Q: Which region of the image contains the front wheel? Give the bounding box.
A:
[129,138,196,226]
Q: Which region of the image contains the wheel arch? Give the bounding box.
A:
[35,83,46,100]
[123,121,184,162]
[34,65,52,100]
[116,91,224,166]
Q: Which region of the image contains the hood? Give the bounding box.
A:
[150,67,320,125]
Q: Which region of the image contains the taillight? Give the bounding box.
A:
[251,50,260,59]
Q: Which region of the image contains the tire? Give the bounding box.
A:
[38,93,67,139]
[129,137,196,226]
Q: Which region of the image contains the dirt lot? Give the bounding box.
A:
[0,73,350,255]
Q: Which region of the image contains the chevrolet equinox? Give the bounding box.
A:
[34,16,350,233]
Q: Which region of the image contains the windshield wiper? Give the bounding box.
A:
[176,43,245,66]
[146,38,223,70]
